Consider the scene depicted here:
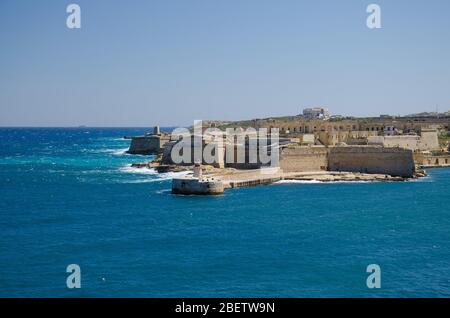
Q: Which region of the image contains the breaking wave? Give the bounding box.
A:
[118,165,192,183]
[111,148,130,155]
[275,180,324,184]
[95,148,130,155]
[119,165,158,175]
[275,179,375,184]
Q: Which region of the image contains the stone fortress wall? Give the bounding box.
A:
[158,130,415,177]
[161,138,225,168]
[279,145,415,177]
[125,126,170,155]
[367,129,439,151]
[279,146,328,172]
[328,146,415,177]
[161,138,416,177]
[126,136,162,154]
[414,152,450,167]
[317,130,378,146]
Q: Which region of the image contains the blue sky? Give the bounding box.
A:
[0,0,449,126]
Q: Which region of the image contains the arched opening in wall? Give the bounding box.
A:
[435,159,439,165]
[445,159,448,164]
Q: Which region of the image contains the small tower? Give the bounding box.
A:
[153,126,161,135]
[193,162,202,179]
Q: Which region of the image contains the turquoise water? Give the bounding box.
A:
[1,128,449,297]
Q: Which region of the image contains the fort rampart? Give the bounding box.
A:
[328,146,415,177]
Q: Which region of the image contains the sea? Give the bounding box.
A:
[1,127,449,297]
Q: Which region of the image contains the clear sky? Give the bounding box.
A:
[1,0,449,127]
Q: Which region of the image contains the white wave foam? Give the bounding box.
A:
[122,179,162,184]
[142,170,192,182]
[111,148,129,155]
[159,170,192,179]
[275,179,374,184]
[409,176,433,183]
[119,165,158,175]
[275,180,324,184]
[81,147,130,155]
[156,189,172,194]
[119,165,192,183]
[97,148,129,155]
[121,174,191,183]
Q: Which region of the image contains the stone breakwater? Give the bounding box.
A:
[172,177,225,195]
[169,169,421,195]
[131,159,426,194]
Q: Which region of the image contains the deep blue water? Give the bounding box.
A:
[1,128,449,297]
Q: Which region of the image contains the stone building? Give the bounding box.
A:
[414,152,450,167]
[125,126,170,154]
[302,107,330,120]
[367,129,439,151]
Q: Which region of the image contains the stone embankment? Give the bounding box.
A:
[130,158,427,195]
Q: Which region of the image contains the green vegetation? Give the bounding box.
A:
[218,120,255,130]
